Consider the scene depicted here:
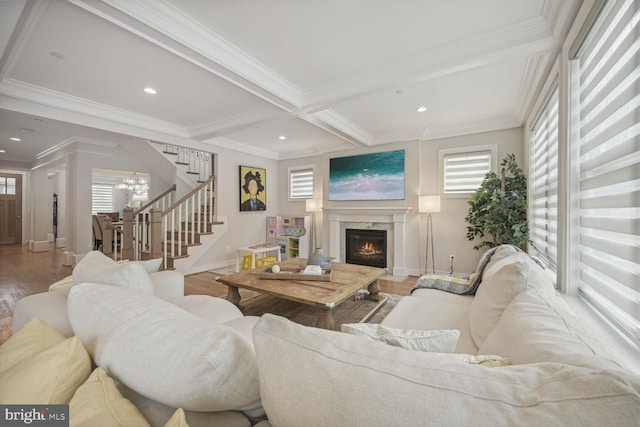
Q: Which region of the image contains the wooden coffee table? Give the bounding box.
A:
[217,258,386,330]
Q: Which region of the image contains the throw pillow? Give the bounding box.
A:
[0,336,91,404]
[73,250,153,294]
[468,246,554,348]
[69,367,151,427]
[67,283,264,416]
[340,323,459,353]
[0,317,66,374]
[118,258,163,273]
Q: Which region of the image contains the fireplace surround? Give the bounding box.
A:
[324,206,411,276]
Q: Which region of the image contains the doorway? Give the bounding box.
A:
[0,173,22,244]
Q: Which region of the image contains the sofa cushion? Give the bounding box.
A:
[73,250,153,294]
[252,314,640,427]
[468,246,554,348]
[381,291,477,354]
[12,290,73,338]
[67,283,263,415]
[340,323,459,353]
[0,317,66,374]
[0,335,91,404]
[69,367,151,427]
[478,288,623,371]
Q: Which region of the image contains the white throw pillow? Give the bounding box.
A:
[340,323,459,353]
[67,283,263,416]
[468,246,554,348]
[252,314,640,427]
[73,251,153,294]
[118,258,163,273]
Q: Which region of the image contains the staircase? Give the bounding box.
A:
[118,172,226,273]
[156,143,214,185]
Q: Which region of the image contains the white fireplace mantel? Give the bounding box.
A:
[323,206,412,276]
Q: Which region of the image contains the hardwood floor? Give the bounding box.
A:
[0,244,417,342]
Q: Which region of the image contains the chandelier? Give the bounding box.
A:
[117,172,149,195]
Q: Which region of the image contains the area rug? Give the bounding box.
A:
[241,292,401,330]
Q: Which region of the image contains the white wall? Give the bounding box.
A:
[419,127,525,274]
[278,128,524,276]
[188,145,280,269]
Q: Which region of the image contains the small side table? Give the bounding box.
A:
[235,244,281,272]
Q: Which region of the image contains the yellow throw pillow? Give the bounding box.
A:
[0,336,91,404]
[164,408,190,427]
[0,317,66,374]
[70,367,150,427]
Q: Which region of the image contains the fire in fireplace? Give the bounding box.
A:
[345,229,387,268]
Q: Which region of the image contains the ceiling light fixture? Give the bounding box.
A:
[0,149,5,153]
[10,137,21,142]
[116,172,149,195]
[278,135,286,140]
[417,106,427,113]
[144,87,157,95]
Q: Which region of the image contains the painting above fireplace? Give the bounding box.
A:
[345,228,387,268]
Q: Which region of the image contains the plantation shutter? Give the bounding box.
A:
[574,0,640,344]
[92,184,114,214]
[443,151,492,194]
[530,86,559,270]
[290,168,314,199]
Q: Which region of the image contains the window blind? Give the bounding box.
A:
[443,151,492,194]
[575,0,639,344]
[92,184,114,214]
[289,168,314,199]
[530,86,559,270]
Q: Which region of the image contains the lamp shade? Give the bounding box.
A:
[305,198,323,213]
[419,195,441,213]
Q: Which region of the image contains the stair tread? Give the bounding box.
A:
[175,161,189,165]
[162,151,178,155]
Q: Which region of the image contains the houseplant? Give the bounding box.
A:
[465,153,530,250]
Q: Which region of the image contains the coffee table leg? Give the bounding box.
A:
[367,279,381,301]
[226,285,242,308]
[316,307,335,330]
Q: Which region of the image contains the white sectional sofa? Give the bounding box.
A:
[4,246,640,426]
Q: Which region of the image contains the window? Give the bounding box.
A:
[92,184,114,214]
[530,85,559,271]
[573,0,639,345]
[289,166,314,200]
[439,145,496,196]
[0,177,16,195]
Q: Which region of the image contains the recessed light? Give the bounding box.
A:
[20,128,33,133]
[278,135,286,140]
[417,106,427,113]
[0,149,5,153]
[10,137,21,142]
[144,87,157,95]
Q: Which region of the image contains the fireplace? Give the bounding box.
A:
[345,229,387,268]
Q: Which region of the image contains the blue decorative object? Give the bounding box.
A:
[307,248,334,270]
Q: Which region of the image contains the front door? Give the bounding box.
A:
[0,173,22,244]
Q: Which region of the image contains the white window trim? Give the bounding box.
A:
[288,165,315,202]
[438,144,497,198]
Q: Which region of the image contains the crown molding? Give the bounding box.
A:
[0,79,189,137]
[203,136,279,160]
[421,116,521,141]
[304,110,371,146]
[302,17,555,111]
[72,0,302,112]
[0,0,49,82]
[189,107,292,141]
[513,54,551,124]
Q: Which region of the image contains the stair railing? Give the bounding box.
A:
[120,185,176,261]
[150,175,215,269]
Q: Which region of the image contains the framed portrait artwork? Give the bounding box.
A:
[239,166,267,211]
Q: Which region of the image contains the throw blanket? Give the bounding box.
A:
[411,245,512,295]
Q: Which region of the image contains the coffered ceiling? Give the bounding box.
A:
[0,0,580,165]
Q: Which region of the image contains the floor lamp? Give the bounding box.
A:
[305,198,323,255]
[419,195,441,274]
